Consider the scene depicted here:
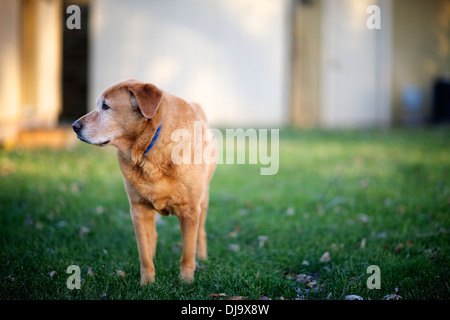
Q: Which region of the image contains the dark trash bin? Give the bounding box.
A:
[432,77,450,124]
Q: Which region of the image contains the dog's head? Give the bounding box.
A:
[72,79,164,147]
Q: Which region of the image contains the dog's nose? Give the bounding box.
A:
[72,121,82,133]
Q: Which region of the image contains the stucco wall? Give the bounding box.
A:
[89,0,291,127]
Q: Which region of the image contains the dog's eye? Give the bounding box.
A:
[102,102,110,110]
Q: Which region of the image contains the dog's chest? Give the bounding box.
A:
[119,158,176,210]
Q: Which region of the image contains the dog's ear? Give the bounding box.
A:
[128,83,164,119]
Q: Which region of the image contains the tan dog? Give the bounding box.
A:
[72,79,216,284]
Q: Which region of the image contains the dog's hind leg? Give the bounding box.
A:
[196,189,209,261]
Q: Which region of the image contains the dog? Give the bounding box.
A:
[72,79,216,284]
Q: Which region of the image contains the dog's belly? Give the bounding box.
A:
[158,207,172,216]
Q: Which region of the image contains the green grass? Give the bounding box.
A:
[0,128,449,300]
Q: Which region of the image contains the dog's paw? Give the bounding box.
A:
[179,269,195,283]
[140,270,155,285]
[196,251,207,261]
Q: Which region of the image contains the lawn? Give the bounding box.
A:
[0,128,449,300]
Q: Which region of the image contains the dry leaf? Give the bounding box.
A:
[286,207,295,216]
[258,236,268,248]
[319,251,331,263]
[115,270,126,278]
[228,231,238,238]
[383,293,402,300]
[95,206,105,214]
[292,272,321,293]
[360,238,366,249]
[87,267,94,277]
[79,226,91,238]
[345,295,363,300]
[55,221,67,228]
[49,271,56,278]
[229,244,240,252]
[101,292,109,299]
[357,214,369,223]
[209,293,227,298]
[394,243,404,252]
[227,296,248,300]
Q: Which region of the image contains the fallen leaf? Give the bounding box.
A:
[227,296,248,300]
[95,206,105,214]
[239,208,249,215]
[345,295,363,300]
[292,272,321,293]
[229,244,240,252]
[319,251,331,263]
[258,235,268,248]
[79,226,91,238]
[228,231,238,238]
[55,221,67,228]
[209,293,227,298]
[394,243,404,252]
[115,270,126,278]
[357,214,369,223]
[49,271,56,278]
[360,238,366,249]
[87,267,94,277]
[286,207,295,216]
[100,292,109,299]
[383,293,403,300]
[71,183,81,193]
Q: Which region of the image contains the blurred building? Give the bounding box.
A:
[0,0,449,146]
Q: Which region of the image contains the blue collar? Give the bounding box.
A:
[143,122,162,155]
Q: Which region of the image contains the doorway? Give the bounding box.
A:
[60,0,89,124]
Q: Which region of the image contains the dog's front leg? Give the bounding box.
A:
[177,205,200,283]
[130,202,158,285]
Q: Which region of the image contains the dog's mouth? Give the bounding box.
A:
[96,140,110,147]
[76,134,110,147]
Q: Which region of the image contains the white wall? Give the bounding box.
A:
[89,0,290,127]
[320,0,392,127]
